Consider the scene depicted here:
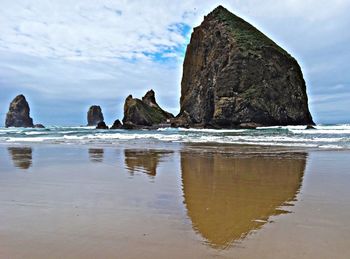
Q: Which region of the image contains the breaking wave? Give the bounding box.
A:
[1,124,350,149]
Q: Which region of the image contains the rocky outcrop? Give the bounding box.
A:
[122,90,174,128]
[87,105,104,126]
[173,5,314,128]
[34,124,45,128]
[111,119,123,129]
[5,95,34,128]
[306,124,316,130]
[96,121,109,129]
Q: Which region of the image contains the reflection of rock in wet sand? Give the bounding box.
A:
[181,152,307,249]
[124,150,173,177]
[8,147,33,169]
[88,148,104,163]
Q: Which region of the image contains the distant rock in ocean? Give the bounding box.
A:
[173,5,314,128]
[96,121,109,129]
[122,90,174,129]
[5,95,34,128]
[111,119,123,129]
[34,124,45,128]
[87,105,104,126]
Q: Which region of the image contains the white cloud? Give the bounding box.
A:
[0,0,349,125]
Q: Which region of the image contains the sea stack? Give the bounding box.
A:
[111,119,123,129]
[173,5,314,128]
[87,105,104,126]
[122,90,174,129]
[96,121,109,129]
[5,95,34,128]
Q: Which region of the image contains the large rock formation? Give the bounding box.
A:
[5,95,34,128]
[87,105,104,126]
[122,90,174,128]
[174,6,314,128]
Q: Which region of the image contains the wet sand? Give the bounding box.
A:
[0,144,349,258]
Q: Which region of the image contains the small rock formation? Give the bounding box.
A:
[96,121,109,129]
[5,95,34,128]
[34,124,45,128]
[306,124,316,130]
[87,105,104,126]
[111,119,123,129]
[122,90,174,129]
[173,5,314,128]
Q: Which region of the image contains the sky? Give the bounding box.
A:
[0,0,349,126]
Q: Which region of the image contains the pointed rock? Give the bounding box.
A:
[122,90,174,128]
[87,105,104,126]
[111,119,123,129]
[5,95,34,128]
[96,121,109,129]
[174,5,314,128]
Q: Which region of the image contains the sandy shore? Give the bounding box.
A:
[0,143,349,258]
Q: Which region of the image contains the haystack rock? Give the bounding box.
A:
[87,105,104,126]
[122,90,174,129]
[173,6,314,128]
[5,95,34,128]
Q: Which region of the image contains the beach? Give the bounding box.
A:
[1,141,349,258]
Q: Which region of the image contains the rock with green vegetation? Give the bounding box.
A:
[122,90,174,129]
[173,5,314,128]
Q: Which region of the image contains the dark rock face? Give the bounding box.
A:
[122,90,174,128]
[306,124,316,130]
[87,105,104,126]
[174,6,314,128]
[111,119,123,129]
[34,124,45,128]
[96,121,109,129]
[5,95,34,128]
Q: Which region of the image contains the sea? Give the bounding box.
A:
[1,124,350,149]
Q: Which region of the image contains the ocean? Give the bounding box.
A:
[1,124,350,149]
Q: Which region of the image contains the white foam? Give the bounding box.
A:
[1,125,350,149]
[25,131,47,135]
[290,129,350,134]
[6,137,55,142]
[177,128,247,133]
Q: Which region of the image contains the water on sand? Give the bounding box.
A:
[0,144,349,258]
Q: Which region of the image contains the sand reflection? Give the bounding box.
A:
[88,148,104,163]
[124,150,173,177]
[181,152,307,249]
[7,147,33,169]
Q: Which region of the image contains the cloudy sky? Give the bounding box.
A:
[0,0,349,126]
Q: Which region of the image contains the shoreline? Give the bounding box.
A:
[1,124,350,150]
[1,143,349,258]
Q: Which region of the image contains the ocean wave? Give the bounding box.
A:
[0,125,350,149]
